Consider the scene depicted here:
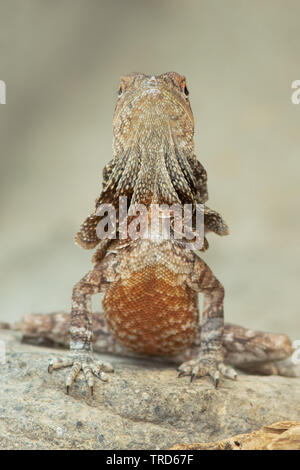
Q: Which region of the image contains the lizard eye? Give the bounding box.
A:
[117,87,123,97]
[183,85,189,96]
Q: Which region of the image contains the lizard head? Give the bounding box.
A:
[92,72,206,216]
[113,72,194,153]
[75,73,214,249]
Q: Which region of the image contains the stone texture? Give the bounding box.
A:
[0,329,300,450]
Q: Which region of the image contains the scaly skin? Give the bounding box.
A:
[75,72,228,250]
[45,73,298,395]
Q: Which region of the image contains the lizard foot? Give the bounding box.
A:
[48,352,114,396]
[178,356,237,388]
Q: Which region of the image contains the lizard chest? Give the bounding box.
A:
[102,263,199,356]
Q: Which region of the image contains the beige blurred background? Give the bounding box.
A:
[0,0,299,338]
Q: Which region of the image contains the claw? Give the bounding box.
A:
[178,371,186,378]
[48,355,114,394]
[213,371,220,388]
[228,369,237,380]
[178,358,238,387]
[101,362,114,373]
[218,363,237,380]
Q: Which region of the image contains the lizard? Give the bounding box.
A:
[6,72,298,395]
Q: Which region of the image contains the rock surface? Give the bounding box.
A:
[0,329,300,450]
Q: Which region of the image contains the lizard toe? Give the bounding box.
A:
[48,354,114,395]
[178,357,237,387]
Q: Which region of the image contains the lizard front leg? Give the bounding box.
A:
[178,255,237,387]
[48,254,116,395]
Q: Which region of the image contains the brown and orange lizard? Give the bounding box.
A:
[3,73,298,394]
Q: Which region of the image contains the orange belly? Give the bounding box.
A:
[103,264,198,356]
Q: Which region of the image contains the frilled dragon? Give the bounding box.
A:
[7,73,298,395]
